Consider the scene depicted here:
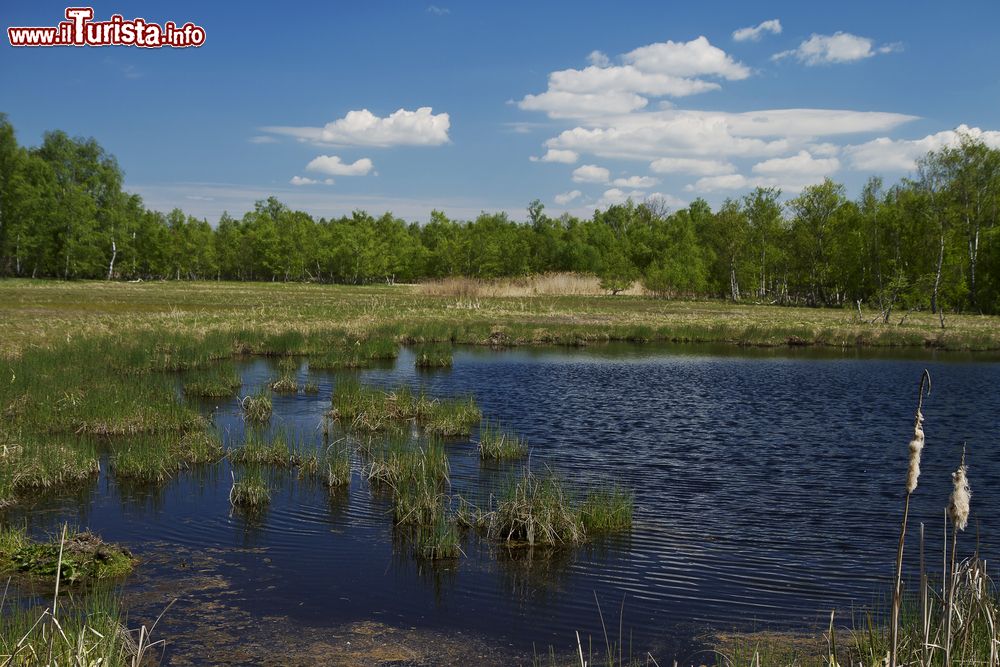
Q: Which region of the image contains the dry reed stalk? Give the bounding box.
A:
[945,446,972,667]
[890,368,931,667]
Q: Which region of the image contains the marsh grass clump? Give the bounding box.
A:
[487,468,584,547]
[241,390,272,423]
[229,429,295,467]
[0,433,100,504]
[414,344,453,369]
[0,585,157,667]
[0,526,134,583]
[422,396,481,437]
[477,420,528,460]
[364,435,451,525]
[332,380,480,436]
[268,374,299,393]
[302,380,320,394]
[412,515,462,560]
[183,364,242,398]
[578,485,634,534]
[229,468,270,508]
[309,338,399,370]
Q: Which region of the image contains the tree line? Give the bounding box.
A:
[1,114,998,315]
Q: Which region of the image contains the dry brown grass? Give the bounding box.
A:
[418,273,648,298]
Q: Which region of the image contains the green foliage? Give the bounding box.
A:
[477,420,529,460]
[2,114,1000,315]
[0,526,134,583]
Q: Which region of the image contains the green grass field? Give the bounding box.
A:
[3,278,1000,358]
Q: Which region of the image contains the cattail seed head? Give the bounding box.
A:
[949,453,971,532]
[905,409,925,494]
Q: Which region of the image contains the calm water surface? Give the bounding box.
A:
[6,344,999,661]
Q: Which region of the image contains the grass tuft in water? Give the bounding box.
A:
[414,344,453,369]
[332,381,480,436]
[0,525,134,583]
[241,390,272,423]
[229,468,270,508]
[413,515,462,560]
[578,484,634,534]
[268,374,298,393]
[183,364,242,398]
[477,420,529,460]
[229,429,296,467]
[486,468,584,547]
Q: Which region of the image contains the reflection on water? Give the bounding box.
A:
[3,343,999,661]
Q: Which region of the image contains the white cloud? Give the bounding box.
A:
[519,90,649,118]
[844,124,1000,171]
[687,174,749,192]
[645,192,687,208]
[650,156,736,176]
[554,189,583,205]
[597,188,647,207]
[544,108,915,161]
[305,155,374,177]
[530,148,579,164]
[587,50,610,67]
[518,36,748,119]
[290,176,334,186]
[623,36,751,80]
[686,151,840,194]
[572,164,611,183]
[772,32,900,66]
[732,19,782,42]
[262,107,450,147]
[751,150,840,177]
[612,175,659,188]
[426,5,449,15]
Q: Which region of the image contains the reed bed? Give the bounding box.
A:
[419,273,648,298]
[477,420,529,460]
[412,516,462,560]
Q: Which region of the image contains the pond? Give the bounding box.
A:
[5,343,999,664]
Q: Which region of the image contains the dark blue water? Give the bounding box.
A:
[5,344,999,662]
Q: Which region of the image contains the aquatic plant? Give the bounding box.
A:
[0,525,134,583]
[182,364,242,398]
[414,344,453,369]
[332,381,480,436]
[268,374,299,393]
[477,420,529,460]
[578,485,634,534]
[241,390,272,423]
[486,468,584,547]
[413,515,462,560]
[889,369,931,666]
[229,468,270,508]
[229,429,294,467]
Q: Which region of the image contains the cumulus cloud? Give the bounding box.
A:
[612,175,659,188]
[772,32,901,65]
[844,124,1000,171]
[645,192,688,209]
[530,148,579,163]
[732,19,782,42]
[622,36,751,80]
[572,164,611,183]
[587,50,610,67]
[650,156,736,176]
[751,150,840,177]
[554,189,583,205]
[290,176,334,186]
[597,188,645,207]
[518,36,748,119]
[305,155,374,177]
[685,150,840,194]
[262,107,450,147]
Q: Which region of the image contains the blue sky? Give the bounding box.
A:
[3,1,1000,222]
